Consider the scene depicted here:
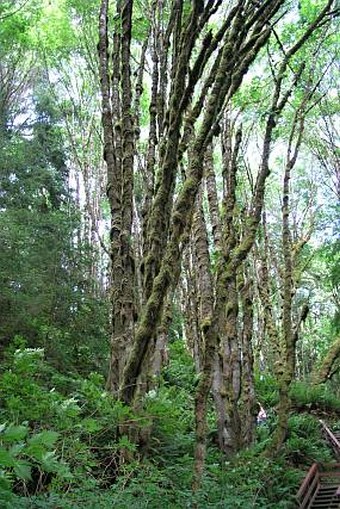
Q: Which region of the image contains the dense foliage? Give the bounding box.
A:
[1,342,339,508]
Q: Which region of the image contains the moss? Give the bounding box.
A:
[200,318,212,333]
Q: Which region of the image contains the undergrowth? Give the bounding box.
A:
[291,381,340,414]
[1,340,339,508]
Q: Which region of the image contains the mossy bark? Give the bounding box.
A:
[152,293,174,377]
[119,1,283,406]
[205,144,221,248]
[240,269,256,447]
[256,213,282,374]
[142,0,206,301]
[191,187,214,492]
[312,337,340,385]
[213,120,242,455]
[99,0,124,393]
[211,40,304,453]
[272,155,295,453]
[269,86,311,455]
[99,0,137,394]
[182,247,202,372]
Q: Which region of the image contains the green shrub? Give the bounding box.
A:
[283,414,333,466]
[0,422,70,506]
[290,381,340,412]
[255,373,280,408]
[0,344,141,504]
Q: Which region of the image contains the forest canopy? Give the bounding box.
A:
[0,0,340,507]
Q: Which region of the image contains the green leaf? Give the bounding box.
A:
[54,462,73,480]
[79,418,103,433]
[9,443,25,457]
[1,425,28,443]
[0,447,15,468]
[25,443,46,461]
[118,435,137,452]
[40,451,60,473]
[13,461,32,481]
[0,471,12,492]
[28,430,59,448]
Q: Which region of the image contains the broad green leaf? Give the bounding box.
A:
[13,461,32,481]
[0,448,15,468]
[25,443,46,461]
[40,451,60,473]
[9,443,25,457]
[28,430,59,448]
[2,425,28,443]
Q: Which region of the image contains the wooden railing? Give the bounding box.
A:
[296,423,340,508]
[296,463,319,509]
[320,420,340,460]
[296,463,340,508]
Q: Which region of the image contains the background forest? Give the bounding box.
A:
[0,0,340,507]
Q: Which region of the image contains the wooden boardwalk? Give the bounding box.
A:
[297,463,340,508]
[296,422,340,508]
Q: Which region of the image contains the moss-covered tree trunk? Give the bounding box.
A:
[256,213,282,375]
[182,248,203,373]
[272,155,295,453]
[191,186,215,492]
[99,0,136,394]
[269,91,311,454]
[209,28,313,453]
[118,0,286,406]
[240,268,256,447]
[312,337,340,384]
[213,119,242,455]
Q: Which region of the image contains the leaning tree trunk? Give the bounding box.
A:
[312,337,340,385]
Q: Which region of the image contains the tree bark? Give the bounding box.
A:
[119,1,283,405]
[312,337,340,384]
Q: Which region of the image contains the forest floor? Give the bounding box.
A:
[1,341,340,508]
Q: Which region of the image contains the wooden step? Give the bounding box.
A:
[297,423,340,508]
[297,467,340,507]
[311,502,340,505]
